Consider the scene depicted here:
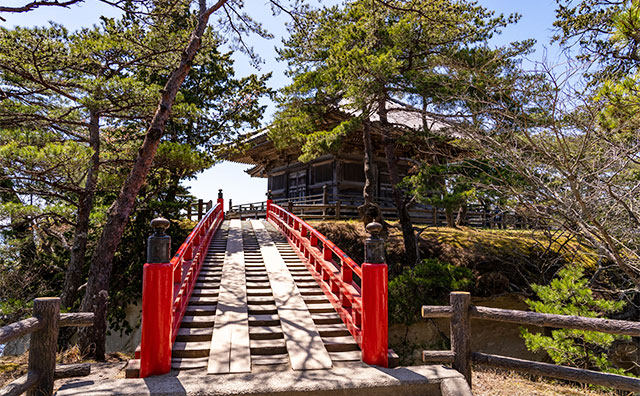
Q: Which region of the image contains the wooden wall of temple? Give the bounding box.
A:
[266,153,411,206]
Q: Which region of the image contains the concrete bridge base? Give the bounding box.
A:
[55,364,472,396]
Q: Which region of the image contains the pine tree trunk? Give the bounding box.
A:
[61,110,100,309]
[445,206,455,227]
[358,121,384,226]
[78,8,214,360]
[377,95,418,266]
[455,202,467,227]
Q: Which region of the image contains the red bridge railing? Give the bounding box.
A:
[266,200,388,367]
[139,193,224,378]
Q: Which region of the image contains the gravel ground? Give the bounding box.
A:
[473,367,622,396]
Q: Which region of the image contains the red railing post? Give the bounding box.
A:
[266,190,273,219]
[140,217,173,378]
[218,189,224,213]
[361,221,388,367]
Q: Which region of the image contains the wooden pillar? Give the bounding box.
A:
[322,184,328,220]
[288,200,293,214]
[187,204,192,221]
[450,292,472,388]
[335,200,341,220]
[27,297,60,396]
[197,199,203,221]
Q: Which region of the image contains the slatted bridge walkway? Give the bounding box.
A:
[56,196,471,396]
[171,219,361,373]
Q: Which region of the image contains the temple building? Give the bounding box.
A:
[228,103,449,207]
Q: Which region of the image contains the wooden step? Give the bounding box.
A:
[246,282,271,288]
[249,314,279,326]
[189,296,218,305]
[251,354,290,368]
[193,283,219,290]
[172,357,208,370]
[247,296,276,305]
[172,341,210,358]
[181,315,216,328]
[185,305,217,315]
[195,282,220,289]
[175,327,212,342]
[322,336,359,352]
[299,290,325,296]
[190,290,219,298]
[316,323,351,337]
[329,350,361,362]
[249,325,284,340]
[248,304,277,314]
[303,295,330,304]
[246,288,273,297]
[307,303,336,314]
[312,312,343,325]
[125,359,139,378]
[250,338,287,355]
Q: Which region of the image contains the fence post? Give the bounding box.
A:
[140,218,172,378]
[197,199,203,221]
[288,200,293,214]
[322,184,328,220]
[335,200,341,220]
[361,222,388,367]
[206,200,212,211]
[26,297,60,396]
[450,291,472,387]
[187,204,192,221]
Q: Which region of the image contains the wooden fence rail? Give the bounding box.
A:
[186,199,213,222]
[228,196,531,228]
[0,297,94,396]
[421,292,640,392]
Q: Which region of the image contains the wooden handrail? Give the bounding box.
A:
[0,313,94,345]
[170,200,224,344]
[421,304,640,336]
[270,203,362,278]
[0,318,43,345]
[266,201,390,367]
[421,292,640,392]
[0,297,94,396]
[267,203,364,344]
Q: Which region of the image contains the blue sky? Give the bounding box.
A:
[1,0,562,205]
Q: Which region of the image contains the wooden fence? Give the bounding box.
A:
[0,297,94,396]
[186,199,213,222]
[422,292,640,392]
[228,196,530,228]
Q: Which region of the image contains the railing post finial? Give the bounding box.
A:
[218,189,223,199]
[147,217,171,263]
[365,221,385,264]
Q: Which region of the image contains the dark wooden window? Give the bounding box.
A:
[312,163,333,184]
[343,162,365,183]
[271,174,285,190]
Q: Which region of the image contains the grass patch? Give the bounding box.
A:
[308,220,599,296]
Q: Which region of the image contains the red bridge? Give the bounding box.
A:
[56,190,472,396]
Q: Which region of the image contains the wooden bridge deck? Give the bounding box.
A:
[171,219,361,374]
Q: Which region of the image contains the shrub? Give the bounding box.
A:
[521,264,629,375]
[389,258,474,325]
